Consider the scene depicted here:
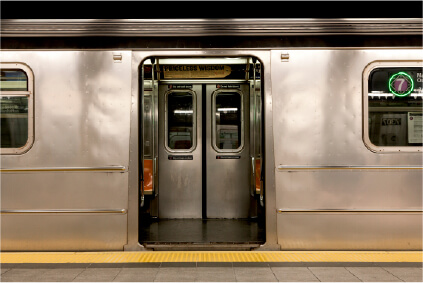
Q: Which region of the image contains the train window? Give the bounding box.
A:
[165,90,196,152]
[364,63,422,152]
[0,70,28,91]
[213,90,243,152]
[0,64,34,154]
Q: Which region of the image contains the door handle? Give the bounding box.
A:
[250,156,255,197]
[153,156,158,197]
[259,159,264,207]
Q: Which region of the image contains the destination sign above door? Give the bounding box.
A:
[143,63,255,80]
[162,65,232,79]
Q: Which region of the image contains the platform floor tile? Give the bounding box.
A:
[1,268,52,282]
[308,267,361,282]
[345,267,403,282]
[382,267,423,282]
[112,268,159,282]
[154,267,197,282]
[271,267,319,282]
[195,267,237,282]
[1,264,423,282]
[30,268,85,282]
[72,268,121,282]
[234,266,278,282]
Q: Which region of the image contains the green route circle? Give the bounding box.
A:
[388,72,414,97]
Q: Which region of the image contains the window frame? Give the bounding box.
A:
[0,63,34,155]
[164,89,197,153]
[363,60,423,153]
[212,89,244,153]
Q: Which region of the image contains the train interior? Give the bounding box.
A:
[138,57,265,250]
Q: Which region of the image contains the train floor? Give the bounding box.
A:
[139,218,265,249]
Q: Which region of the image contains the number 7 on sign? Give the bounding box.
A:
[396,78,405,91]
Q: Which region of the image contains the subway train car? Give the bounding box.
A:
[0,18,422,252]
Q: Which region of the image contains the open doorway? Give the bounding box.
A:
[138,57,265,250]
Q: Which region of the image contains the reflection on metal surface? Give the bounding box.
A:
[277,213,423,250]
[2,19,422,37]
[0,166,126,172]
[1,209,127,214]
[271,49,422,250]
[1,51,131,251]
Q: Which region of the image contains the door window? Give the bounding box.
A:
[213,90,243,152]
[165,90,196,152]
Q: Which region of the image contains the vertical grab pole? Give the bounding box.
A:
[252,57,264,207]
[140,62,145,207]
[151,57,159,198]
[251,58,256,197]
[258,59,264,207]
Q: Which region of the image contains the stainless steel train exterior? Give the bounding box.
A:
[1,19,422,251]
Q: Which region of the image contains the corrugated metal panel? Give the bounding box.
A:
[1,19,422,37]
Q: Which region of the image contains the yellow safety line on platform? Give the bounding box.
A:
[1,251,422,264]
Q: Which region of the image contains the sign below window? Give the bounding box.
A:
[217,84,240,89]
[216,155,241,159]
[168,85,193,89]
[168,155,193,160]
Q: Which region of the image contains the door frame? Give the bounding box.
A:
[125,51,278,251]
